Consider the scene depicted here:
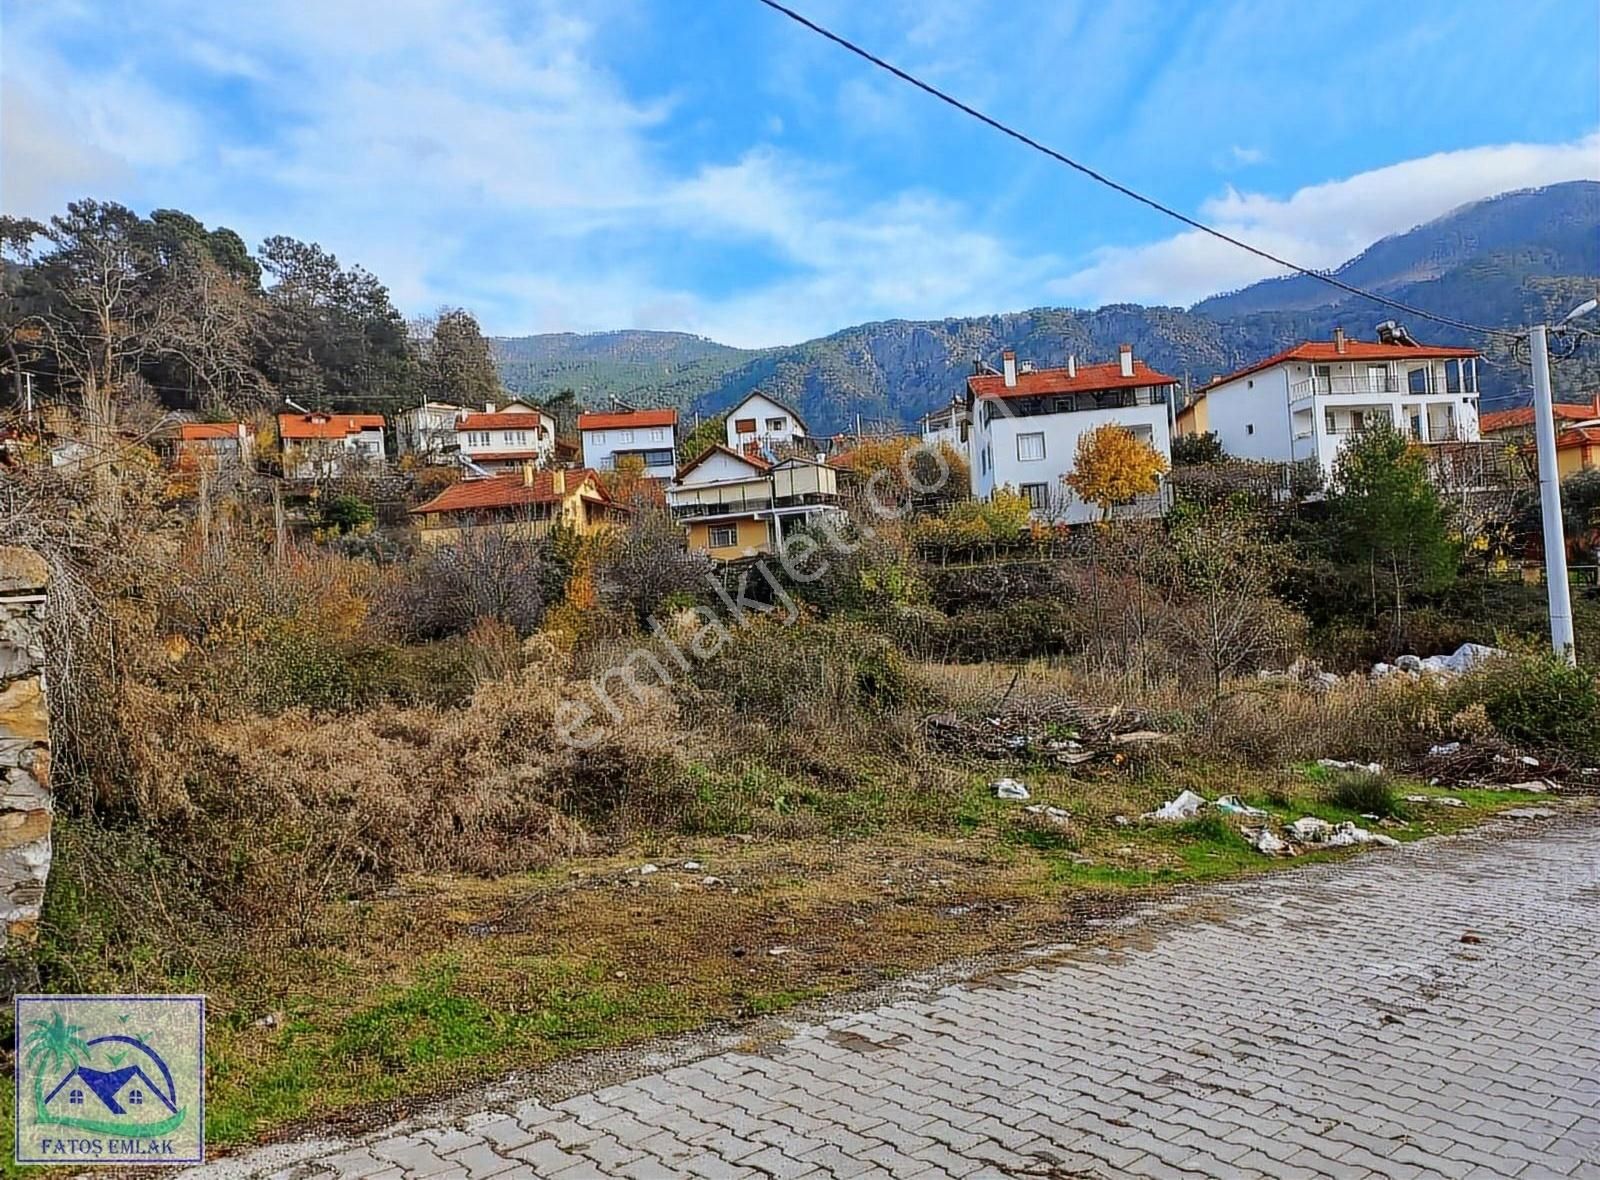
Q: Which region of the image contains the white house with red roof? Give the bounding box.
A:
[278,411,385,478]
[578,405,678,479]
[1194,325,1481,477]
[454,400,558,476]
[965,344,1179,523]
[667,443,842,560]
[175,421,254,466]
[723,392,809,458]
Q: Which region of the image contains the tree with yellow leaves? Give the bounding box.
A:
[1063,424,1168,521]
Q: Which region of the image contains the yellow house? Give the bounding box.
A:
[411,465,626,546]
[1174,390,1209,437]
[667,445,843,561]
[1556,428,1600,478]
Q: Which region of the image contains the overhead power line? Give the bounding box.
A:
[755,0,1523,341]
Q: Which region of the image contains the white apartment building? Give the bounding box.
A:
[724,392,809,457]
[455,400,558,476]
[966,345,1177,524]
[1196,326,1481,478]
[578,406,678,479]
[395,401,465,464]
[919,398,966,453]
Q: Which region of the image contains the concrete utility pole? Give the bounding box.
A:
[1529,324,1574,662]
[1529,296,1598,664]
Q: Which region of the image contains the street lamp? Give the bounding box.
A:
[1528,295,1598,665]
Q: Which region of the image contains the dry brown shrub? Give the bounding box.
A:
[1198,675,1447,768]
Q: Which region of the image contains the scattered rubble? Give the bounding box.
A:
[926,695,1169,768]
[1317,758,1383,775]
[992,778,1030,801]
[1023,804,1071,826]
[1215,795,1268,817]
[1257,657,1343,691]
[1246,827,1289,856]
[636,863,660,875]
[1502,807,1557,820]
[1405,795,1466,807]
[1287,816,1400,848]
[1373,643,1506,680]
[1427,742,1462,758]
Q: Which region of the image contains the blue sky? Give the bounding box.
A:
[4,0,1597,347]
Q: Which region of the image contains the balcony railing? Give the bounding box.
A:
[1293,376,1400,398]
[983,386,1168,422]
[671,492,838,519]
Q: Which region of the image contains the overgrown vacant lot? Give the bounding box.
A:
[25,650,1569,1151]
[8,454,1600,1161]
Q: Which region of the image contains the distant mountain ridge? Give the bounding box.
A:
[493,181,1600,433]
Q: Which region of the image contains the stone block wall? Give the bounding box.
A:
[0,547,51,946]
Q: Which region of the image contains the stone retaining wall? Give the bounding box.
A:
[0,547,51,946]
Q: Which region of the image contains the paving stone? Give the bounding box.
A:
[166,813,1600,1180]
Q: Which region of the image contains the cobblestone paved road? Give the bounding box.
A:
[188,810,1600,1180]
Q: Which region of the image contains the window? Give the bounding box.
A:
[1324,409,1337,434]
[466,431,489,447]
[650,429,664,442]
[508,430,527,446]
[1017,432,1046,462]
[1368,364,1390,393]
[709,524,738,548]
[69,1090,84,1106]
[766,416,786,432]
[1020,483,1049,509]
[1312,364,1332,393]
[1245,424,1255,436]
[619,430,634,443]
[591,431,606,444]
[643,449,675,467]
[734,417,757,435]
[128,1089,144,1106]
[1351,410,1366,431]
[1407,367,1432,395]
[1445,362,1462,395]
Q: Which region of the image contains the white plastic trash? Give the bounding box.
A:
[1144,790,1207,821]
[992,778,1030,801]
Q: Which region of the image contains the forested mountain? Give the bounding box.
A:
[492,181,1600,433]
[4,185,1591,440]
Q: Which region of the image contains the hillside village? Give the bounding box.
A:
[5,0,1600,1171]
[14,318,1599,571]
[4,177,1600,1179]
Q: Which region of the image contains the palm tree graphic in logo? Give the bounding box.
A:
[25,1009,186,1136]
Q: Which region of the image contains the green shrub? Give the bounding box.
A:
[1325,771,1405,818]
[1464,655,1600,756]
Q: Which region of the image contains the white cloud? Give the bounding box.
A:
[1053,132,1600,308]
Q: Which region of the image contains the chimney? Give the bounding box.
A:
[485,401,496,413]
[1333,326,1347,355]
[1002,350,1017,388]
[522,461,537,487]
[1067,354,1077,378]
[551,468,565,496]
[1119,343,1134,379]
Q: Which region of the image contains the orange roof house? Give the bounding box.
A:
[173,420,255,470]
[1189,326,1483,478]
[278,411,386,477]
[1479,393,1600,438]
[576,407,678,431]
[277,412,385,440]
[411,465,625,545]
[577,406,679,479]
